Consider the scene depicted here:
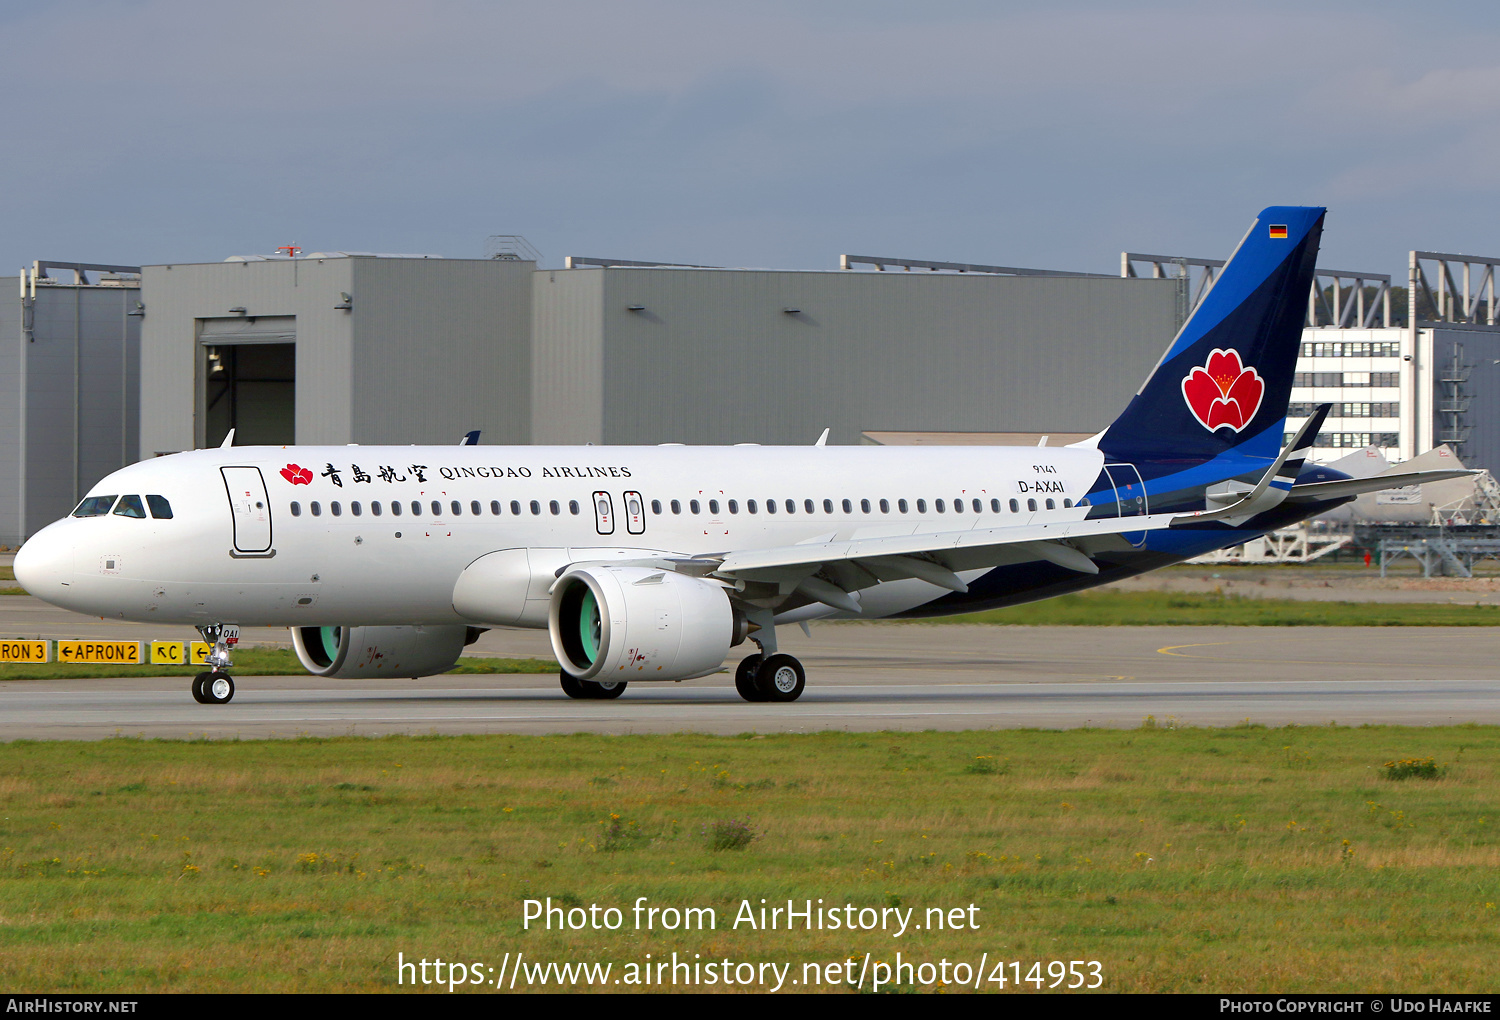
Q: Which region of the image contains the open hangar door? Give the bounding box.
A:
[197,316,296,448]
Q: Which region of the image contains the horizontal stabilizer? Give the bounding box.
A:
[1287,467,1478,502]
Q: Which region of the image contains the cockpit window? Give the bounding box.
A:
[72,495,118,517]
[112,495,147,519]
[146,495,173,519]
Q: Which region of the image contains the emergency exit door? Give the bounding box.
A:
[221,466,273,554]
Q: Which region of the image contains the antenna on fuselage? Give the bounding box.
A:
[814,428,829,447]
[219,429,235,449]
[460,430,480,446]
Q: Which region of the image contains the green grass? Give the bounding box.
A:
[0,647,558,681]
[0,726,1497,992]
[945,590,1500,626]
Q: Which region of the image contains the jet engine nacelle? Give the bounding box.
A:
[291,624,473,679]
[549,566,734,682]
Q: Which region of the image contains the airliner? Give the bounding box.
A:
[13,207,1469,705]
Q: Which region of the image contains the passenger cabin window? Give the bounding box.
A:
[491,501,502,515]
[1027,499,1037,512]
[786,499,796,513]
[72,495,117,517]
[1045,498,1055,510]
[935,499,946,513]
[549,500,560,515]
[471,501,481,516]
[410,501,421,516]
[690,500,701,514]
[511,501,522,515]
[390,501,402,516]
[709,499,720,515]
[1009,499,1019,513]
[290,501,302,517]
[898,499,908,513]
[670,500,682,514]
[804,499,814,514]
[452,501,463,516]
[311,502,322,516]
[530,500,541,515]
[651,499,662,514]
[916,499,927,513]
[841,499,852,514]
[765,499,776,514]
[878,499,888,513]
[371,502,383,516]
[146,495,173,519]
[727,499,738,514]
[431,501,442,516]
[952,499,963,514]
[972,499,982,513]
[111,495,145,519]
[569,500,580,515]
[823,499,834,514]
[1063,498,1073,508]
[331,501,343,517]
[747,499,757,514]
[351,501,362,516]
[990,498,1001,513]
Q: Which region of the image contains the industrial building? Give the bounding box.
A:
[0,262,141,544]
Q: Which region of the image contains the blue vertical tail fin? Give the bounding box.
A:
[1098,206,1324,467]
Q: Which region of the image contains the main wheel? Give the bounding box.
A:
[191,671,212,704]
[756,654,805,702]
[202,672,235,705]
[583,678,627,700]
[560,671,587,699]
[735,654,766,702]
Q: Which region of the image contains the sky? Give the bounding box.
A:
[2,0,1498,277]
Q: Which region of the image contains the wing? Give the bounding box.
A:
[1285,467,1476,502]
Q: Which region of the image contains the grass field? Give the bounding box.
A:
[1,726,1496,993]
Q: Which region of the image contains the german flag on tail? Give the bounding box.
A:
[1268,224,1288,239]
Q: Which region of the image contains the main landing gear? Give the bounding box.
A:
[191,624,239,705]
[734,653,807,702]
[559,670,628,700]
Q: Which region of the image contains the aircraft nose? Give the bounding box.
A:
[14,523,75,602]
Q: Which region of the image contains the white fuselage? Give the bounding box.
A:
[16,443,1106,627]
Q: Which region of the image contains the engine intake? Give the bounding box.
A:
[291,624,471,679]
[549,566,734,682]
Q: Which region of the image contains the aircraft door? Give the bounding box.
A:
[623,491,646,535]
[1103,463,1148,547]
[593,491,615,535]
[221,466,273,554]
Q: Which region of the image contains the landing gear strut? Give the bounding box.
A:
[192,624,239,705]
[735,613,805,702]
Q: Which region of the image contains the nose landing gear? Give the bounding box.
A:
[191,624,239,705]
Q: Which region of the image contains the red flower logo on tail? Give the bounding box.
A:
[1181,348,1264,433]
[280,463,313,485]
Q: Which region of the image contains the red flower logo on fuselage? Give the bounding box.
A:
[1181,348,1264,433]
[280,463,313,485]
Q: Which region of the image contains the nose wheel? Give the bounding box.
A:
[191,671,235,704]
[191,623,240,705]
